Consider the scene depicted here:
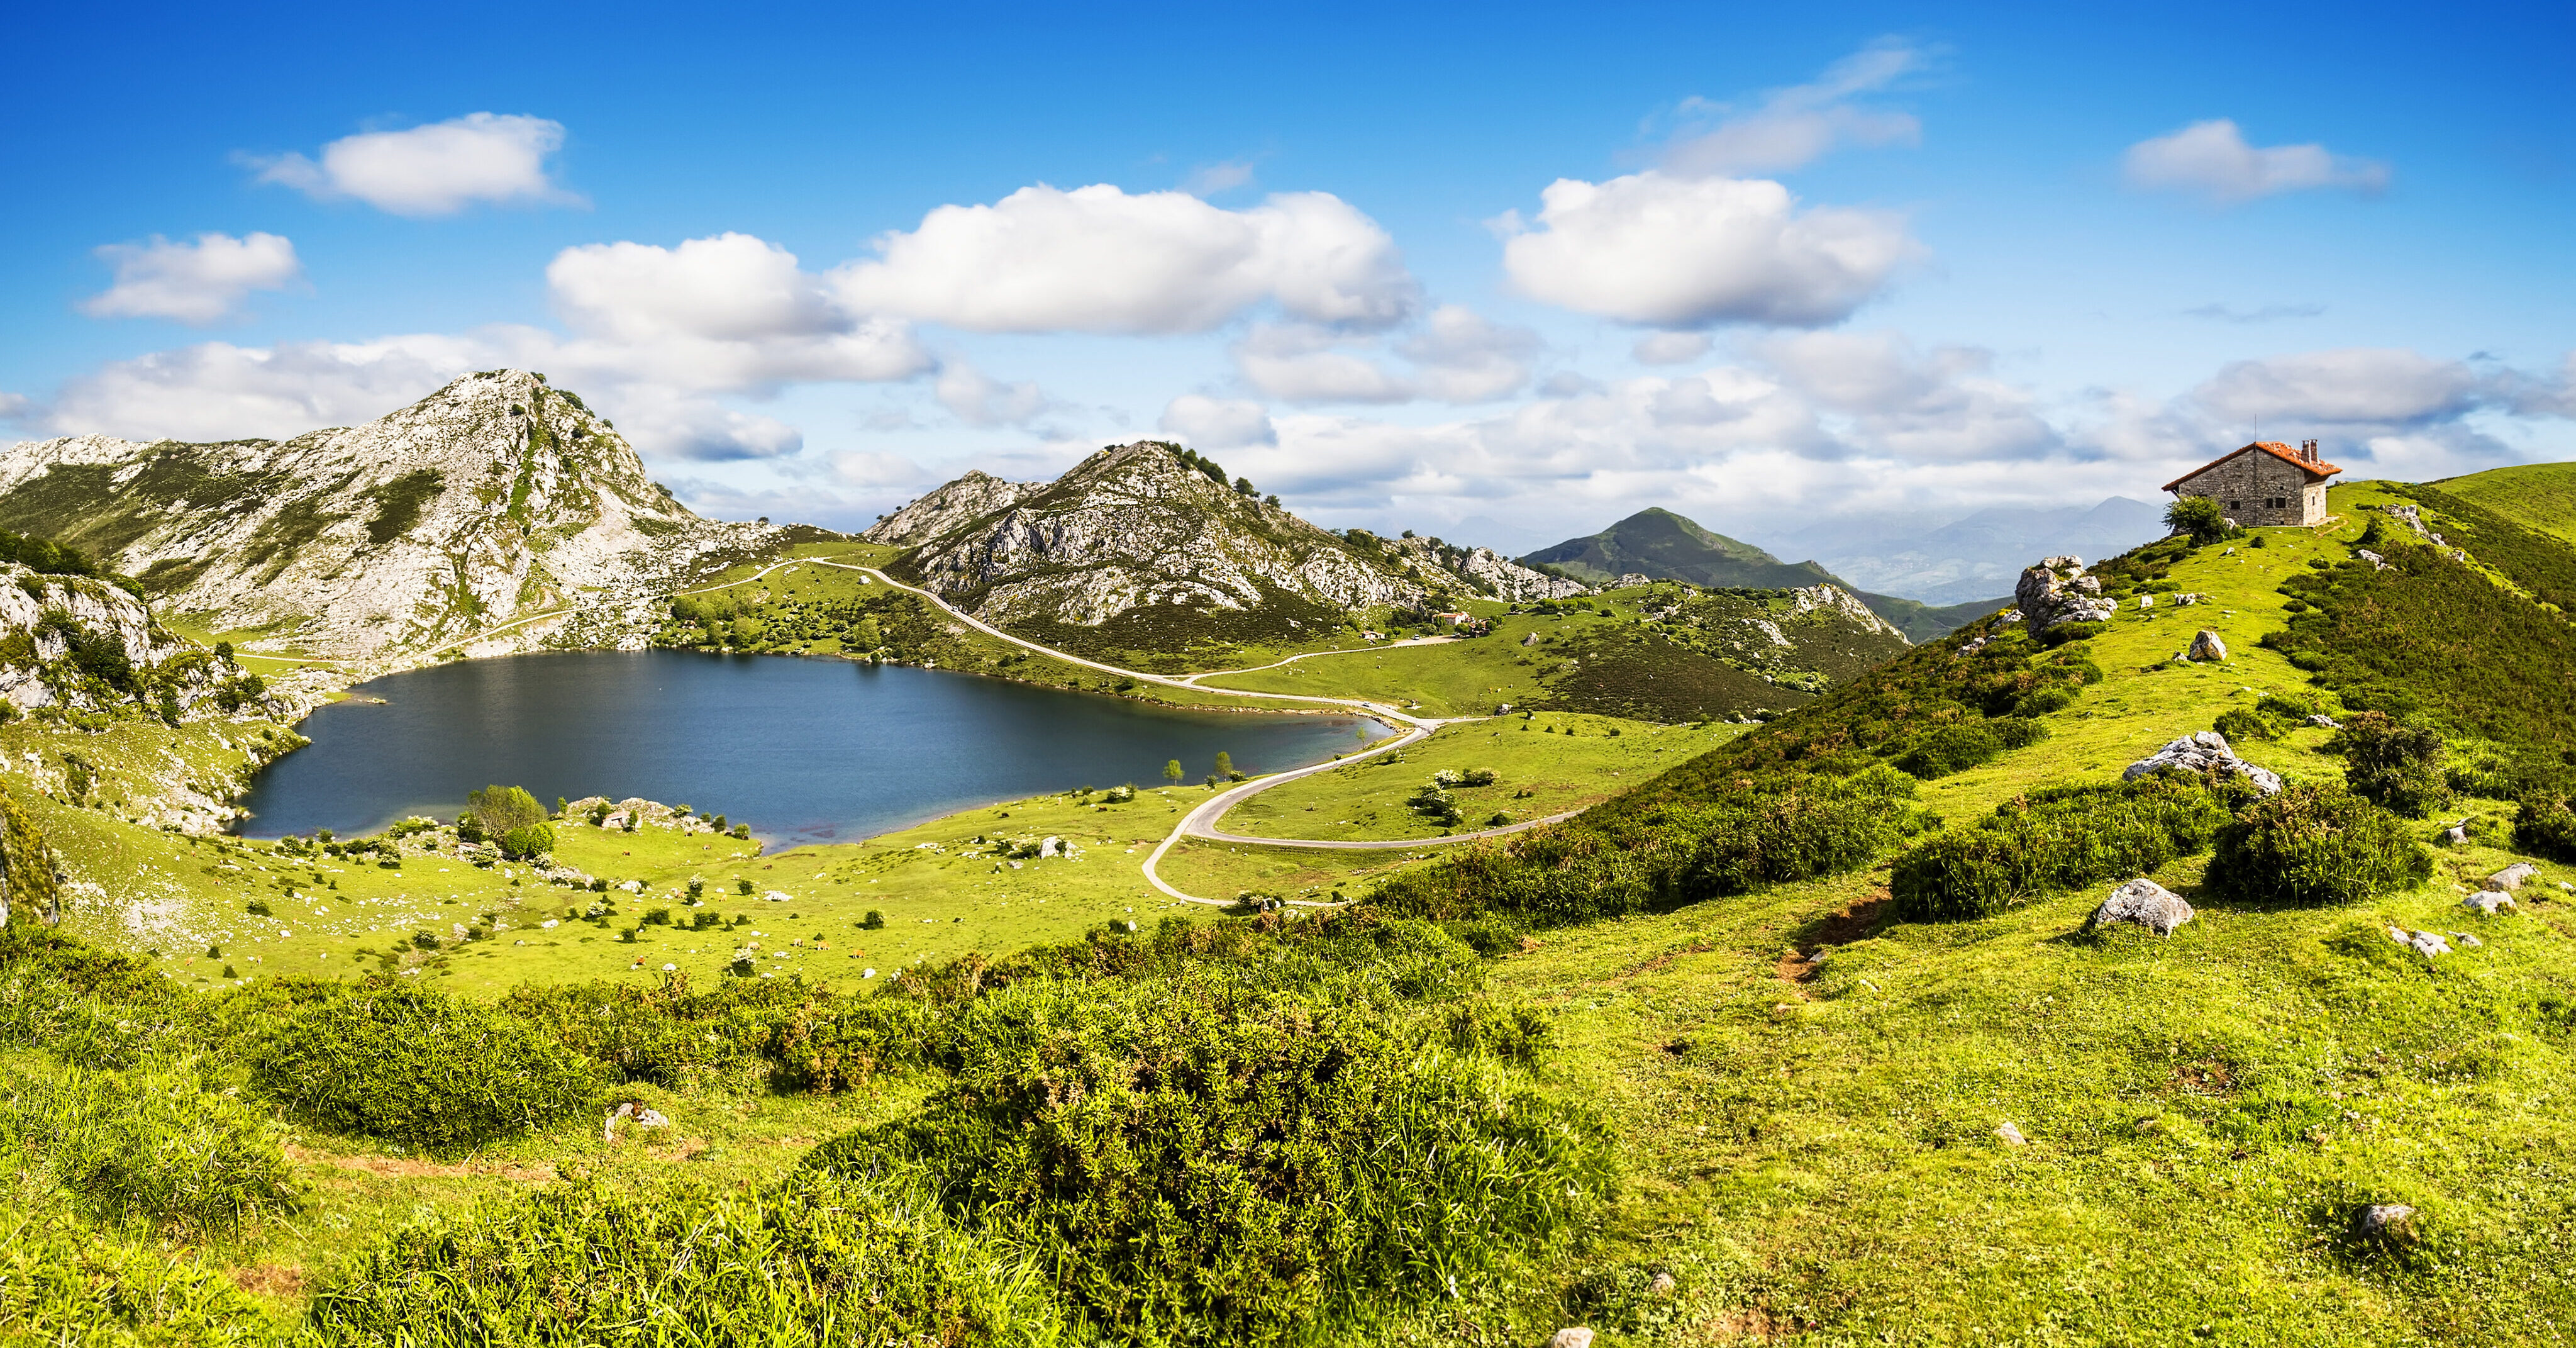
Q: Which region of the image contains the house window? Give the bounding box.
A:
[2226,499,2240,510]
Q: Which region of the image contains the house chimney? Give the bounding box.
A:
[2301,438,2318,461]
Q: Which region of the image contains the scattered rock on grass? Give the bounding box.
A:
[1649,1272,1678,1298]
[2123,731,2284,795]
[2188,628,2228,661]
[2353,1204,2418,1246]
[1996,1121,2028,1146]
[2013,557,2116,634]
[2462,891,2516,916]
[2307,713,2340,728]
[2084,879,2195,937]
[2488,863,2538,891]
[1545,1330,1596,1348]
[2390,927,2453,957]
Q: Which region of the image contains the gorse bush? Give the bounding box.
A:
[0,1218,279,1345]
[2514,793,2576,864]
[2334,711,2450,818]
[1889,776,2232,922]
[2211,784,2433,906]
[1897,723,2003,778]
[2213,708,2276,742]
[806,971,1610,1345]
[252,988,596,1154]
[1,1059,302,1239]
[304,1171,1065,1347]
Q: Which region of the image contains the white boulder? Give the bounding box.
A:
[2084,879,2195,937]
[2123,731,2284,795]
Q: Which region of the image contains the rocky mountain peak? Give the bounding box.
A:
[0,372,784,664]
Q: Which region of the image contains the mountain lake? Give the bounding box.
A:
[236,650,1385,844]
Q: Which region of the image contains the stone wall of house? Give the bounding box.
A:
[2172,450,2326,526]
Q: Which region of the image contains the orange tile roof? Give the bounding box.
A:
[2163,441,2341,493]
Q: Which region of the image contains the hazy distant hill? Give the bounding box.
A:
[1523,508,2005,641]
[1773,497,2169,605]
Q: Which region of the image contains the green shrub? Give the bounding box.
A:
[2210,784,2433,906]
[1994,716,2050,749]
[2013,686,2077,717]
[1889,776,2231,922]
[1895,723,2004,779]
[0,1218,281,1345]
[498,822,553,860]
[860,909,886,930]
[2213,708,2276,742]
[1,1059,302,1238]
[2256,693,2316,722]
[2516,794,2576,863]
[2334,711,2451,818]
[251,988,597,1154]
[303,1171,1063,1347]
[805,973,1608,1344]
[2166,494,2228,545]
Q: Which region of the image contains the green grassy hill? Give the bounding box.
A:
[8,471,2576,1342]
[2438,459,2576,549]
[1524,507,2007,640]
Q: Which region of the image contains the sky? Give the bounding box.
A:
[5,0,2572,556]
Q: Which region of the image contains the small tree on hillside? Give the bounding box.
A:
[467,785,545,837]
[2165,495,2229,545]
[1163,759,1184,785]
[2334,711,2450,818]
[1213,751,1234,778]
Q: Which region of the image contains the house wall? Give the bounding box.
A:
[2172,452,2325,526]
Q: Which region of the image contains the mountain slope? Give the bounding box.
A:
[1524,508,2006,640]
[0,371,789,662]
[866,442,1585,661]
[1778,495,2169,604]
[2435,460,2576,550]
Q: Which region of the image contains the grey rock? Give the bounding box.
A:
[2137,594,2155,610]
[2462,891,2516,916]
[2123,731,2284,795]
[2084,878,2196,937]
[2188,628,2228,661]
[2172,592,2205,606]
[1996,1120,2029,1146]
[2013,556,2117,634]
[2451,932,2485,949]
[1649,1272,1679,1298]
[2307,714,2341,728]
[2356,549,2389,570]
[2353,1204,2418,1245]
[2488,862,2539,891]
[2389,926,2453,957]
[2443,826,2468,845]
[1545,1330,1596,1348]
[1521,631,1541,647]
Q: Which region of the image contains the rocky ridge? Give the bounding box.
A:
[0,371,789,664]
[867,442,1582,633]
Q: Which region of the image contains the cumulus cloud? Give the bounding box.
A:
[2189,347,2480,426]
[834,184,1416,333]
[78,232,304,325]
[1232,306,1538,406]
[1660,39,1926,176]
[545,233,931,392]
[1159,394,1277,448]
[1632,331,1712,365]
[2123,120,2390,204]
[1399,306,1541,403]
[249,113,579,216]
[934,361,1051,427]
[1233,324,1414,404]
[1760,331,2058,462]
[1499,172,1918,328]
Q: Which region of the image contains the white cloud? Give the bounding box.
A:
[1233,324,1414,404]
[1232,306,1538,406]
[1159,394,1277,448]
[1184,159,1260,195]
[1499,171,1918,328]
[1760,331,2058,462]
[1632,331,1713,365]
[1399,306,1541,403]
[250,113,579,216]
[1660,39,1926,176]
[2122,120,2390,204]
[833,184,1416,333]
[78,232,304,325]
[31,335,494,443]
[545,233,931,392]
[2190,348,2479,425]
[935,361,1051,427]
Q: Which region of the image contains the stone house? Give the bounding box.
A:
[2163,440,2339,526]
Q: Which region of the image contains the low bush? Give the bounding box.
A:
[2257,693,2316,722]
[1889,776,2231,922]
[2516,793,2576,863]
[498,822,554,860]
[0,1218,280,1344]
[303,1171,1063,1347]
[1895,723,2004,779]
[2334,711,2451,817]
[1,1059,302,1238]
[2210,784,2433,906]
[2213,708,2276,742]
[252,988,597,1154]
[805,972,1609,1344]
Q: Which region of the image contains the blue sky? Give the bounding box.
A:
[5,0,2570,553]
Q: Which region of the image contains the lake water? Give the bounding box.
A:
[236,651,1381,845]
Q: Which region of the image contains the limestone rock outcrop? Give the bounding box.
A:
[2084,878,2195,937]
[0,371,785,664]
[2123,730,2284,795]
[2012,556,2116,633]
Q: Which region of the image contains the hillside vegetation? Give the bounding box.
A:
[9,465,2576,1345]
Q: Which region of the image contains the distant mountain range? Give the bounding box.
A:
[1521,508,2008,642]
[1766,498,2171,606]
